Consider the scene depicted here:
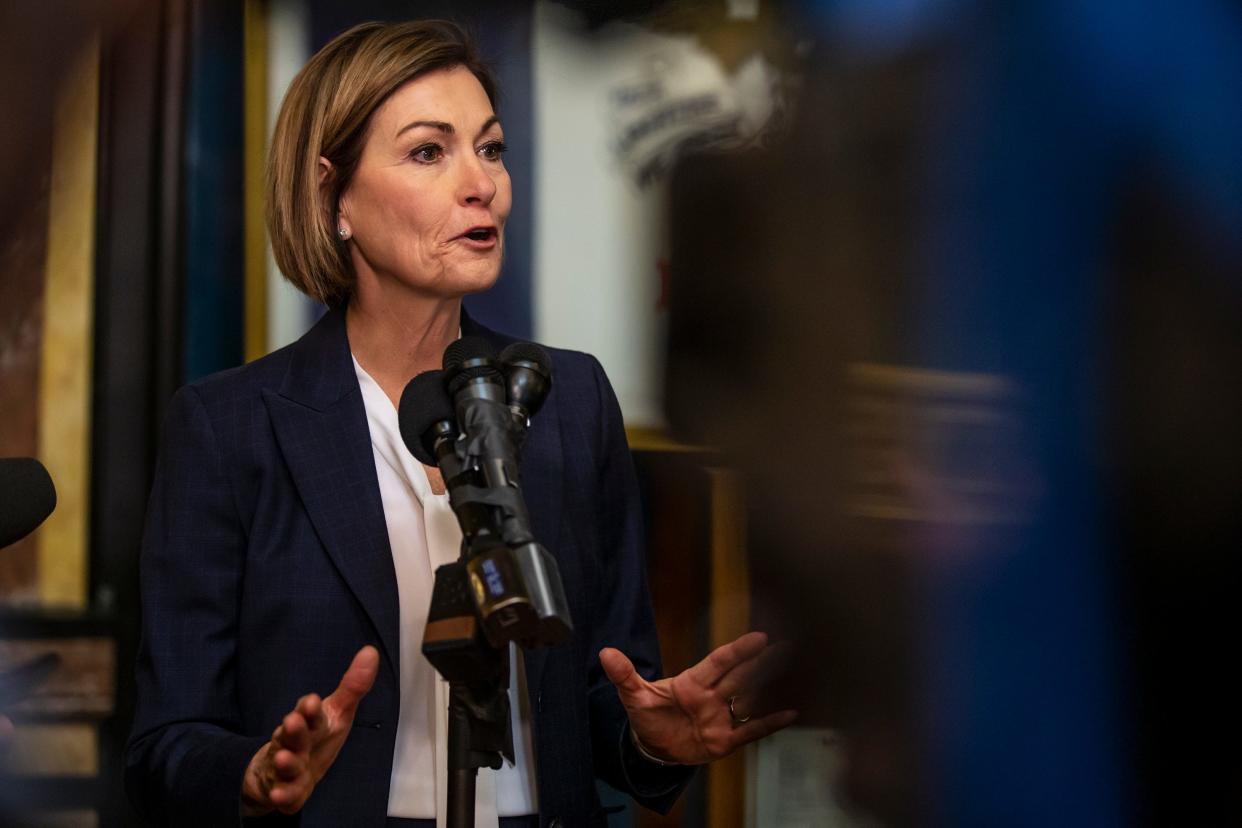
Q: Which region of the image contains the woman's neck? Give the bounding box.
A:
[345,286,460,409]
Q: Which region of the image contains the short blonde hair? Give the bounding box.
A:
[266,20,497,307]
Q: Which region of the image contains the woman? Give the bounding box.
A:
[125,20,793,827]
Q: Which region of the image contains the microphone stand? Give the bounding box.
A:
[423,554,514,828]
[445,660,508,828]
[428,533,572,828]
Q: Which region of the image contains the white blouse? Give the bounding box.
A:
[353,356,538,826]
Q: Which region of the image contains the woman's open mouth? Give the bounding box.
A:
[456,226,498,248]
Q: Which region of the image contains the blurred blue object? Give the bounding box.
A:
[906,2,1242,826]
[772,1,1242,825]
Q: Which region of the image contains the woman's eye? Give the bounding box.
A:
[410,143,443,163]
[478,141,508,161]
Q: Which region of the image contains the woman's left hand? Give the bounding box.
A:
[599,631,797,766]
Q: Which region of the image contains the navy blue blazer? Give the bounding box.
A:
[125,308,691,826]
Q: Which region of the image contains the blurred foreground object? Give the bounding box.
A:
[664,1,1242,825]
[1,3,147,825]
[0,459,57,551]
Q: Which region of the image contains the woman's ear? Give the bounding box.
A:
[319,156,349,233]
[318,156,336,211]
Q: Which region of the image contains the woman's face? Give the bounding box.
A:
[338,65,511,299]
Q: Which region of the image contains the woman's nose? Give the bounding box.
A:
[459,156,497,206]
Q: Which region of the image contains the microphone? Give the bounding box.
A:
[498,342,552,454]
[442,337,570,648]
[399,369,493,544]
[396,338,572,799]
[0,457,57,549]
[443,337,521,492]
[398,369,458,468]
[499,342,552,418]
[397,338,572,653]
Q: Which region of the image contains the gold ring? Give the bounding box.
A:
[728,695,751,724]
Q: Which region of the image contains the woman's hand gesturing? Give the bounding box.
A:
[241,646,379,816]
[599,631,796,766]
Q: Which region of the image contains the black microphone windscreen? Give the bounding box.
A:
[499,342,552,375]
[443,336,497,381]
[0,457,57,549]
[500,342,554,417]
[447,364,506,397]
[399,371,456,466]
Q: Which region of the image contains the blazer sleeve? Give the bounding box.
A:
[581,356,696,811]
[124,385,266,826]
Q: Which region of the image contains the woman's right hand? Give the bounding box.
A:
[240,645,379,816]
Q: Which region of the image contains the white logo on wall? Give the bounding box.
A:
[608,44,782,187]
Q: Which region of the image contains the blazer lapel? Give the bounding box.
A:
[262,308,402,677]
[462,311,563,696]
